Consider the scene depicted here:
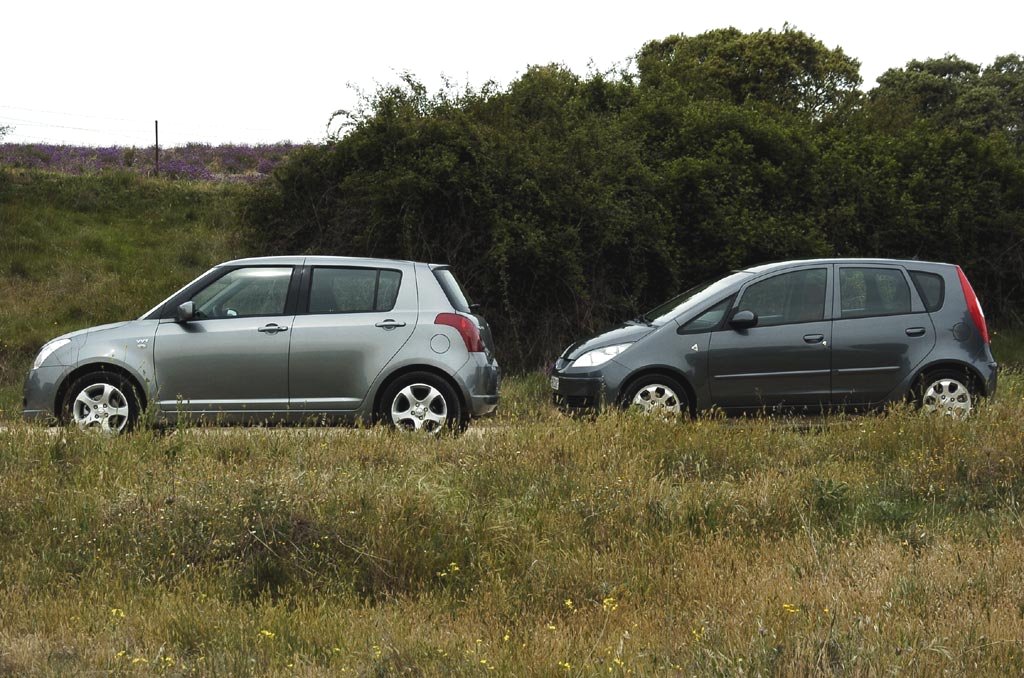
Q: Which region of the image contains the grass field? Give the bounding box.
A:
[2,170,1024,675]
[2,376,1024,675]
[0,170,243,417]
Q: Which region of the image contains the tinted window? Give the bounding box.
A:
[192,267,292,319]
[433,268,472,313]
[680,297,733,333]
[309,267,402,313]
[840,268,911,319]
[910,270,944,312]
[738,269,827,327]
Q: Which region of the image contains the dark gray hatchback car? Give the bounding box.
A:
[551,259,997,417]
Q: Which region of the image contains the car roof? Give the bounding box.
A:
[218,255,424,268]
[741,258,953,274]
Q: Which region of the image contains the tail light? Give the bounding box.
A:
[956,266,990,344]
[435,313,485,352]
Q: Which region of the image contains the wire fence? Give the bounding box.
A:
[0,104,308,181]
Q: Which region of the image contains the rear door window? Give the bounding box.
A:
[308,267,402,314]
[737,268,827,327]
[840,268,912,319]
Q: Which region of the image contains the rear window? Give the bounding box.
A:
[909,270,945,312]
[433,268,472,313]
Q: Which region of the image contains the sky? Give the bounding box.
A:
[2,0,1021,147]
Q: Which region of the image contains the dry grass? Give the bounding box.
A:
[4,168,1024,674]
[2,373,1024,675]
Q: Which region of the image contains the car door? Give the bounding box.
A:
[287,264,417,413]
[831,265,936,406]
[153,265,296,415]
[708,266,832,410]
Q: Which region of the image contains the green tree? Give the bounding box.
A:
[244,31,1024,368]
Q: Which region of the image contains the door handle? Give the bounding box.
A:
[803,334,825,344]
[906,327,926,337]
[257,324,289,334]
[375,319,407,330]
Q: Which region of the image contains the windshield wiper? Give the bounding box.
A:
[629,313,652,326]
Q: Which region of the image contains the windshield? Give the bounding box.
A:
[644,271,751,325]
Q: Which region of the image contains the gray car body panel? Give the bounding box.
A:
[552,258,998,414]
[24,256,500,425]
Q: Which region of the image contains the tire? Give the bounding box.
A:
[379,372,464,434]
[916,369,976,418]
[620,375,689,419]
[61,370,141,434]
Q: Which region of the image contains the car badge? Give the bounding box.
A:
[136,338,149,348]
[691,344,699,351]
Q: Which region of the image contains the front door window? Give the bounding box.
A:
[191,267,292,319]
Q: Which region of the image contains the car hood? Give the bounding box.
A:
[560,323,656,361]
[46,321,132,346]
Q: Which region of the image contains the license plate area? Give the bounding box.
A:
[550,376,560,391]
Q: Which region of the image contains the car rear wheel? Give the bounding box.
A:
[622,375,689,419]
[380,372,464,434]
[917,369,975,417]
[61,370,140,434]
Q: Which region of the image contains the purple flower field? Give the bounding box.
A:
[0,142,304,182]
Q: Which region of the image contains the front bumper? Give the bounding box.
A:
[22,364,68,422]
[550,373,605,413]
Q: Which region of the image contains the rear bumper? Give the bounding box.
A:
[983,361,998,397]
[458,354,501,418]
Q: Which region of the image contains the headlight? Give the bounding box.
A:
[32,338,71,369]
[572,343,633,368]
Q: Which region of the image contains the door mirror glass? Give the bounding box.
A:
[730,309,758,329]
[176,301,196,323]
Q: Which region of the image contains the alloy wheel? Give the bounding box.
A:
[390,383,449,433]
[72,383,131,433]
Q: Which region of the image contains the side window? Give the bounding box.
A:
[377,270,402,311]
[840,268,911,319]
[308,267,403,314]
[681,297,733,333]
[191,267,292,319]
[910,270,945,312]
[738,269,827,327]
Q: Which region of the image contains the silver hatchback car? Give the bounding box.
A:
[24,256,500,432]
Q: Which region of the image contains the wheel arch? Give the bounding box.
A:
[616,366,697,415]
[908,360,989,398]
[55,362,149,415]
[371,364,467,421]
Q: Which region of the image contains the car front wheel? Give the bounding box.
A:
[61,370,140,434]
[621,375,689,419]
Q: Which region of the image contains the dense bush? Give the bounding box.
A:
[244,28,1024,370]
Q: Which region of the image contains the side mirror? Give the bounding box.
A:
[729,309,758,330]
[176,301,196,323]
